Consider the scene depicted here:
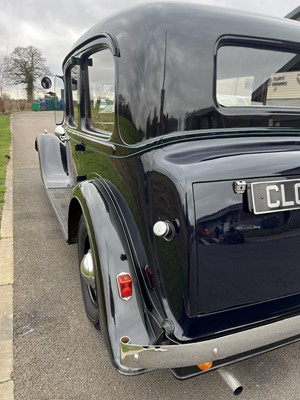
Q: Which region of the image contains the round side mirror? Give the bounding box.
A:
[41,76,52,90]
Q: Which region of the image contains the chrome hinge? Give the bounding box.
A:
[233,180,247,194]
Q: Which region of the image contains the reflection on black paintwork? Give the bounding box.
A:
[59,3,300,343]
[194,181,300,314]
[78,3,300,144]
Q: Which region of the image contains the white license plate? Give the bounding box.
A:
[249,179,300,215]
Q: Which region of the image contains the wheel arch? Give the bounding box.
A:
[68,179,154,374]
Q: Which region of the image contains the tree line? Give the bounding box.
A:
[0,45,50,112]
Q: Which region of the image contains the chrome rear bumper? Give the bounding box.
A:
[120,314,300,369]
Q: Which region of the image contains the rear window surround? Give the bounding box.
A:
[214,35,300,116]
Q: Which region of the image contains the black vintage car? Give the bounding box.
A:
[36,2,300,394]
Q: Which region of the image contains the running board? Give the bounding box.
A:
[46,187,73,241]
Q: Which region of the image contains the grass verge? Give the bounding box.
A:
[0,115,11,222]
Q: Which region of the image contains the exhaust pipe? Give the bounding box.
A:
[218,367,243,396]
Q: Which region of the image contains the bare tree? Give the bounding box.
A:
[0,47,9,97]
[6,46,50,102]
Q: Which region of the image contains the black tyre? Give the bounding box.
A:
[78,214,100,329]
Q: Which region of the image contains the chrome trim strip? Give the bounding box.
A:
[120,315,300,369]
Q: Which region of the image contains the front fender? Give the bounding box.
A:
[72,179,154,374]
[36,133,70,189]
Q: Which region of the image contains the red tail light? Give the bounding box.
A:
[117,273,132,300]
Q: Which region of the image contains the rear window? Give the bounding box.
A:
[216,45,300,109]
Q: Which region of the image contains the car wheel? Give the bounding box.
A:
[78,214,100,329]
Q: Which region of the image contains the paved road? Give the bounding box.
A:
[13,112,300,400]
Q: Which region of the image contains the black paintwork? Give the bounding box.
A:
[36,2,300,378]
[68,2,300,144]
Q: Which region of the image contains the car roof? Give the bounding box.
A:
[72,2,300,51]
[65,3,300,143]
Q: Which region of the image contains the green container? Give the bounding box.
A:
[32,102,40,111]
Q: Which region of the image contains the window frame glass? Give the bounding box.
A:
[215,37,300,113]
[64,60,80,128]
[82,45,116,138]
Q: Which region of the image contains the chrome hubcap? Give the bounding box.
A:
[80,249,95,289]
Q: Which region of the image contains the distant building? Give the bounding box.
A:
[286,7,300,21]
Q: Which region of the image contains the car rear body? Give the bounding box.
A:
[36,2,300,390]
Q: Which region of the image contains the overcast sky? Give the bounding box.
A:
[1,0,300,97]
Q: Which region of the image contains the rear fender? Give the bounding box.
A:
[72,179,154,374]
[36,133,71,189]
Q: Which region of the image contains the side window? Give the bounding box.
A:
[53,76,64,125]
[87,49,115,134]
[70,65,79,126]
[65,63,79,127]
